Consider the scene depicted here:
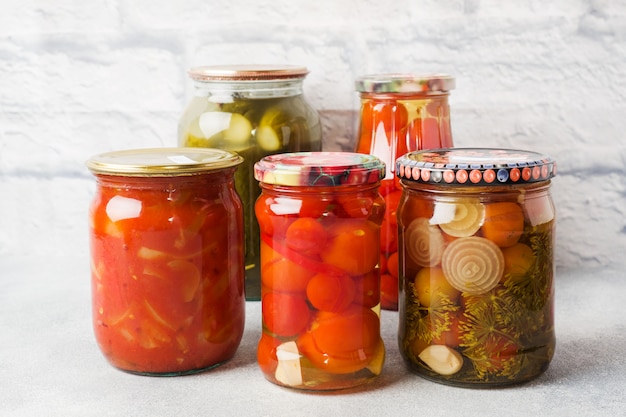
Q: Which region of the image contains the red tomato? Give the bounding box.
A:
[257,333,281,376]
[352,270,380,308]
[380,218,398,255]
[384,190,402,220]
[339,195,375,219]
[255,195,294,238]
[312,307,380,353]
[319,219,380,276]
[380,273,398,310]
[378,178,397,198]
[386,251,399,278]
[262,292,311,337]
[285,218,327,254]
[298,307,381,374]
[261,254,316,293]
[306,272,356,312]
[299,196,330,218]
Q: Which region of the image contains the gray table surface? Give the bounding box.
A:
[1,254,624,417]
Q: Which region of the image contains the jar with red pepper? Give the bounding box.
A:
[355,74,455,310]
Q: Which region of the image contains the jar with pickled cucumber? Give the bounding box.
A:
[179,65,322,300]
[396,148,557,387]
[354,74,455,311]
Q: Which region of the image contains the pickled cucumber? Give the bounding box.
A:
[198,112,252,148]
[179,94,321,300]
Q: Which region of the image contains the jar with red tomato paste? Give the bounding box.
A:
[396,148,556,387]
[355,74,455,311]
[86,148,245,376]
[254,152,386,390]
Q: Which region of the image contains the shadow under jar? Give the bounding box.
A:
[86,148,245,376]
[396,148,556,387]
[254,152,387,390]
[178,65,322,301]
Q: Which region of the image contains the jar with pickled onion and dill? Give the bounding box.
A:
[396,148,556,387]
[354,74,455,311]
[179,65,322,301]
[86,148,245,376]
[254,152,386,390]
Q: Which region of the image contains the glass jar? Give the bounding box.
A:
[254,152,386,390]
[355,74,455,310]
[86,148,245,376]
[396,148,556,387]
[179,65,322,301]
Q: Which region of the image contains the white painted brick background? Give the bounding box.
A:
[1,0,625,271]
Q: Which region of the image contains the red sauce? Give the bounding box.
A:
[89,168,244,375]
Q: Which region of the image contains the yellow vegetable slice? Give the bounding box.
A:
[405,217,446,267]
[198,111,252,147]
[441,236,504,295]
[256,106,288,151]
[435,200,485,238]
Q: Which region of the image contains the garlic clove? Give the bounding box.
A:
[274,341,303,386]
[418,344,463,376]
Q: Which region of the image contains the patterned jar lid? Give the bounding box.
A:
[86,147,243,176]
[254,152,386,187]
[396,148,556,186]
[355,73,455,94]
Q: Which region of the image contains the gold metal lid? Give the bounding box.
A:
[86,147,243,176]
[189,65,309,81]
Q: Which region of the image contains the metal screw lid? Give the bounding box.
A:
[254,152,386,187]
[188,65,309,81]
[355,73,455,94]
[86,147,243,176]
[396,148,556,186]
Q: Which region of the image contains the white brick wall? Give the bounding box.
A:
[1,0,625,270]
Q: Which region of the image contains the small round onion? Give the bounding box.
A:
[405,218,446,267]
[441,237,504,295]
[437,200,485,238]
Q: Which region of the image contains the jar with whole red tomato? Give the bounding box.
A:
[254,152,386,390]
[86,147,245,376]
[355,74,455,310]
[396,148,556,387]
